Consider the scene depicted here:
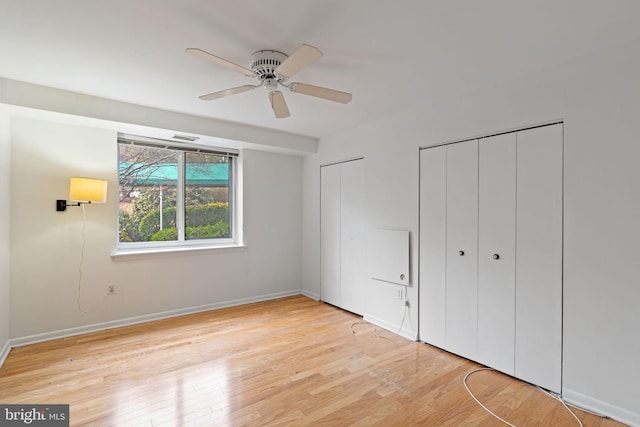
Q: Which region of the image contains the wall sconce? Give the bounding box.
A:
[56,177,108,211]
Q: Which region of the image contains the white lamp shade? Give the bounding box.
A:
[69,177,108,203]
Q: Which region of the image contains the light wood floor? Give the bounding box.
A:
[0,295,624,426]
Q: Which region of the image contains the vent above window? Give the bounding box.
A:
[172,134,200,142]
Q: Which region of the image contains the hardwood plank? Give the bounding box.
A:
[0,296,624,426]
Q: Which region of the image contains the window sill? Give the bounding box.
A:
[111,243,247,261]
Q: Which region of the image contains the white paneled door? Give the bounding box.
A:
[340,159,365,314]
[515,125,563,393]
[418,146,447,348]
[320,163,341,307]
[320,159,365,315]
[445,140,479,361]
[477,133,517,375]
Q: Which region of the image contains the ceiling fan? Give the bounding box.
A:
[186,44,352,118]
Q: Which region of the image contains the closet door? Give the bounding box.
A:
[340,159,365,314]
[320,163,341,306]
[445,140,479,360]
[515,124,563,393]
[477,133,517,375]
[419,146,447,348]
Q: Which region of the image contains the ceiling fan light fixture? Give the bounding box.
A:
[264,77,279,92]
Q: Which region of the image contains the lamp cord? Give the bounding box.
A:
[463,368,584,427]
[77,204,108,313]
[463,368,518,427]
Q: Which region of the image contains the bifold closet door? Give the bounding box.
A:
[418,124,562,392]
[477,133,517,375]
[340,159,365,315]
[445,140,479,360]
[320,159,365,315]
[418,146,447,348]
[320,163,341,307]
[515,124,563,393]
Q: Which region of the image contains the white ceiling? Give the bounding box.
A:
[1,0,639,140]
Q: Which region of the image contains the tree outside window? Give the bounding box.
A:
[118,141,233,245]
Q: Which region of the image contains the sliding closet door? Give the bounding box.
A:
[320,163,341,306]
[445,140,479,360]
[477,133,517,375]
[515,124,563,393]
[340,159,365,314]
[419,146,447,348]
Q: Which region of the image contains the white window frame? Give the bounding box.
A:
[115,134,240,254]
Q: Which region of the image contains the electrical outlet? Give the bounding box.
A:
[396,289,403,300]
[108,284,115,295]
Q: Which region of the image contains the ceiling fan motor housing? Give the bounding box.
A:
[250,50,288,81]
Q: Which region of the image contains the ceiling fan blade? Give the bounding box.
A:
[186,48,255,77]
[289,82,352,104]
[269,91,290,118]
[199,85,257,101]
[275,44,323,78]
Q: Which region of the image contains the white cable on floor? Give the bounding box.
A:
[349,322,395,344]
[463,368,584,427]
[562,399,609,418]
[349,321,371,334]
[536,387,589,425]
[463,368,518,427]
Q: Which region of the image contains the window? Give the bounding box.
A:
[117,135,238,249]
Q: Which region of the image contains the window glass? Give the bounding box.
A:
[119,144,178,243]
[118,140,235,247]
[184,152,231,240]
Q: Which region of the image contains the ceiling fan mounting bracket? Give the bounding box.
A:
[250,50,288,81]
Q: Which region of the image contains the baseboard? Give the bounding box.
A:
[562,388,640,426]
[363,312,418,341]
[300,289,320,301]
[0,339,10,368]
[8,289,303,349]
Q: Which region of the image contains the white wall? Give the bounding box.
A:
[9,117,303,339]
[302,39,640,424]
[0,111,10,363]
